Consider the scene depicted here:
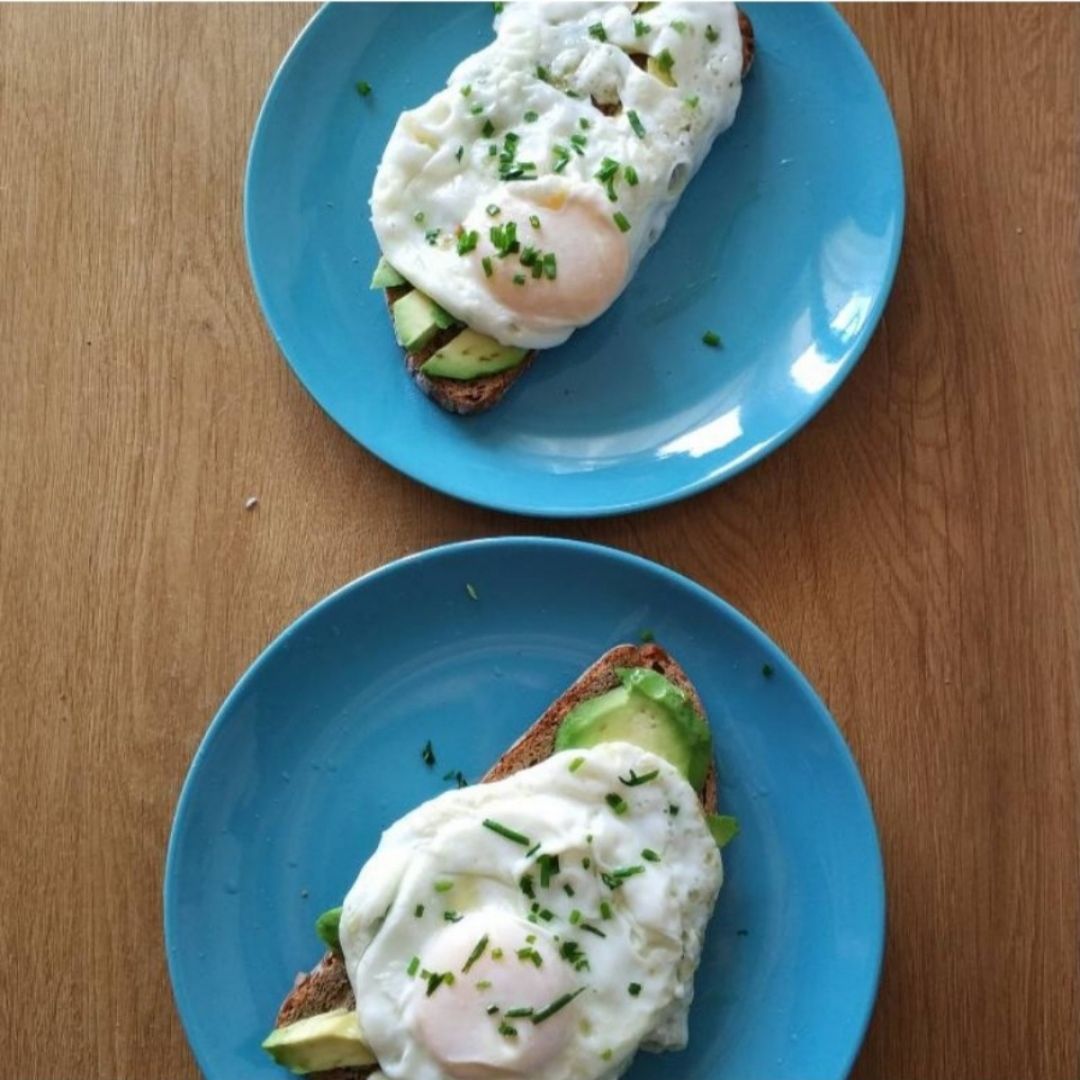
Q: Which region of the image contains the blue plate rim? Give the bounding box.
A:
[242,2,906,519]
[164,536,886,1079]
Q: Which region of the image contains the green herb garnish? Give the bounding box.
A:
[634,18,650,37]
[588,22,607,41]
[483,818,531,846]
[422,740,436,766]
[569,756,585,773]
[482,118,496,138]
[627,110,646,138]
[705,24,719,43]
[355,80,372,97]
[613,211,631,233]
[505,1006,535,1018]
[605,792,628,815]
[762,663,774,678]
[628,982,642,996]
[524,110,539,123]
[463,934,490,973]
[498,1021,518,1037]
[702,330,722,347]
[533,987,585,1024]
[407,955,420,976]
[619,768,659,787]
[457,230,479,255]
[482,256,494,278]
[625,165,639,186]
[642,848,661,862]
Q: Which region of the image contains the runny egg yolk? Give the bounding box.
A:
[465,189,630,328]
[412,910,575,1078]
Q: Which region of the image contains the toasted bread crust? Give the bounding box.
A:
[381,9,753,417]
[272,645,714,1077]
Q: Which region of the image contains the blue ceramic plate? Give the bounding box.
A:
[165,538,884,1080]
[246,3,904,517]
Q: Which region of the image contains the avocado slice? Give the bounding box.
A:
[391,290,457,351]
[314,906,342,951]
[420,328,528,381]
[370,256,406,289]
[554,667,712,790]
[262,1009,375,1075]
[646,54,676,87]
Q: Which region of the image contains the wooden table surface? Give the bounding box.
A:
[2,4,1078,1078]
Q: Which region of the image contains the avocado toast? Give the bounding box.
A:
[370,9,755,416]
[265,643,729,1077]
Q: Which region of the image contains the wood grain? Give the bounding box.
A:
[0,4,1077,1078]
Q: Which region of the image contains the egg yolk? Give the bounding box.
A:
[465,188,630,329]
[412,910,575,1078]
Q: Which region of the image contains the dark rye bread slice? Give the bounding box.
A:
[271,644,712,1079]
[383,10,754,417]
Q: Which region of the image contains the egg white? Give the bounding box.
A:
[371,2,745,349]
[339,742,723,1080]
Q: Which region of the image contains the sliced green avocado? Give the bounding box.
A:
[708,813,739,848]
[554,667,712,791]
[370,256,406,289]
[419,328,528,381]
[262,1009,375,1075]
[391,290,457,351]
[314,906,342,951]
[646,54,676,87]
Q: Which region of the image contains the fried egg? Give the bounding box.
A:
[339,742,723,1080]
[371,2,746,349]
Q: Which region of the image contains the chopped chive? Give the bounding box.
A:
[455,145,464,162]
[484,819,531,845]
[471,103,485,116]
[552,145,571,173]
[579,117,591,130]
[531,260,543,279]
[482,256,493,278]
[685,94,700,109]
[489,144,498,156]
[670,19,687,33]
[570,133,587,152]
[513,273,526,285]
[526,842,541,857]
[538,853,560,888]
[519,245,539,267]
[569,756,585,773]
[634,18,650,37]
[426,972,448,996]
[582,856,591,870]
[425,228,441,245]
[407,955,420,976]
[656,48,675,75]
[702,330,722,348]
[563,883,575,897]
[605,793,629,815]
[444,911,463,923]
[421,740,436,766]
[463,934,490,973]
[434,880,453,893]
[613,211,631,233]
[627,110,646,138]
[536,65,551,83]
[485,1001,498,1012]
[588,22,607,41]
[520,875,536,899]
[498,1021,518,1037]
[487,204,501,216]
[542,252,557,280]
[599,900,613,920]
[705,24,719,43]
[581,923,606,938]
[669,803,680,816]
[355,80,372,97]
[629,982,642,996]
[414,210,426,224]
[642,848,661,862]
[529,214,541,229]
[491,947,504,959]
[625,165,639,186]
[570,909,582,924]
[602,1049,613,1061]
[533,987,585,1024]
[414,904,424,918]
[516,946,543,967]
[482,118,495,137]
[539,908,554,922]
[505,1006,535,1018]
[524,110,539,123]
[457,230,479,255]
[461,84,472,97]
[619,768,659,787]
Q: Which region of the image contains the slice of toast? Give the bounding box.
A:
[381,10,755,416]
[270,644,712,1079]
